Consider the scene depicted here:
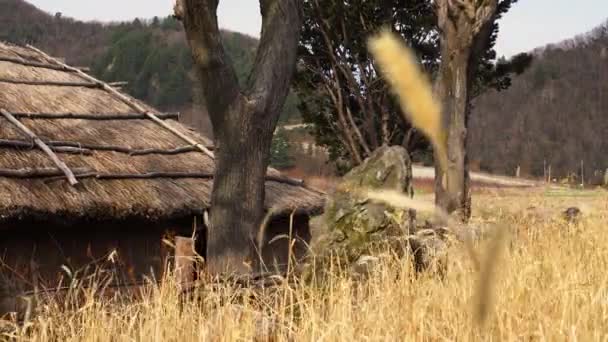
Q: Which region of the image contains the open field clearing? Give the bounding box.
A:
[289,164,544,194]
[2,187,607,341]
[411,165,541,188]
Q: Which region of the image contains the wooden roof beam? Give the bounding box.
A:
[0,167,305,187]
[26,44,308,189]
[9,112,180,120]
[0,56,90,73]
[0,139,210,156]
[0,78,100,88]
[0,108,79,186]
[0,56,72,71]
[26,45,214,160]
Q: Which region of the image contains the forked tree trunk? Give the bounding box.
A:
[176,0,302,275]
[434,0,498,222]
[206,99,277,273]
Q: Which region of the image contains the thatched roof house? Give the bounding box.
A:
[0,41,323,310]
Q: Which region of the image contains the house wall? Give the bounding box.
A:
[0,213,313,315]
[259,214,312,273]
[0,217,198,316]
[189,213,312,274]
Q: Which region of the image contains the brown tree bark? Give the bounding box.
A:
[434,0,498,222]
[175,0,302,275]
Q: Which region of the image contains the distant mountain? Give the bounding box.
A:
[0,0,109,66]
[469,20,608,182]
[7,0,605,182]
[0,0,301,137]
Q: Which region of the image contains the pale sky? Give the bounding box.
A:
[26,0,608,57]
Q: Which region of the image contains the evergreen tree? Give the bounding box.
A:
[270,129,295,170]
[295,0,531,168]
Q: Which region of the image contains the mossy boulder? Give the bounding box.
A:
[305,146,418,277]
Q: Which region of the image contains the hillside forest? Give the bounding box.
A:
[469,22,608,183]
[0,0,302,139]
[1,0,607,181]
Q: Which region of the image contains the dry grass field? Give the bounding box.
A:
[3,29,605,342]
[2,185,607,341]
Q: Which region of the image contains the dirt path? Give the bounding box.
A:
[412,165,541,187]
[281,123,311,131]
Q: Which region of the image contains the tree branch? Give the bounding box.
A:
[313,1,371,157]
[247,0,303,116]
[473,1,499,36]
[322,82,363,164]
[178,0,242,128]
[345,106,372,156]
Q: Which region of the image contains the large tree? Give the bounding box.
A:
[295,0,438,168]
[433,0,523,221]
[295,0,529,172]
[174,0,302,275]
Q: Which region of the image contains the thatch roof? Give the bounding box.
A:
[0,41,324,224]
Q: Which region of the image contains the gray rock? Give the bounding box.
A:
[306,145,447,279]
[314,145,413,256]
[351,255,382,278]
[408,229,448,276]
[562,207,582,224]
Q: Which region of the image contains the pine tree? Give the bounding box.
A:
[270,129,295,170]
[295,0,531,169]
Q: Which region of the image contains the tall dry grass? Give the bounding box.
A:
[4,27,605,342]
[2,192,608,341]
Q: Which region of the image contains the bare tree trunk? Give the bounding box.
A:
[434,0,498,222]
[176,0,302,275]
[434,46,472,220]
[206,99,275,274]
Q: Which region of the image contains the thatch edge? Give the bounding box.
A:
[0,41,326,225]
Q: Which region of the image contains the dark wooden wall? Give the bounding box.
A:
[0,213,312,315]
[259,214,312,273]
[0,218,198,309]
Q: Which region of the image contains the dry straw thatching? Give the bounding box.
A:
[0,41,324,224]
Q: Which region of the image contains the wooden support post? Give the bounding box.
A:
[0,109,78,186]
[174,236,196,288]
[581,160,585,187]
